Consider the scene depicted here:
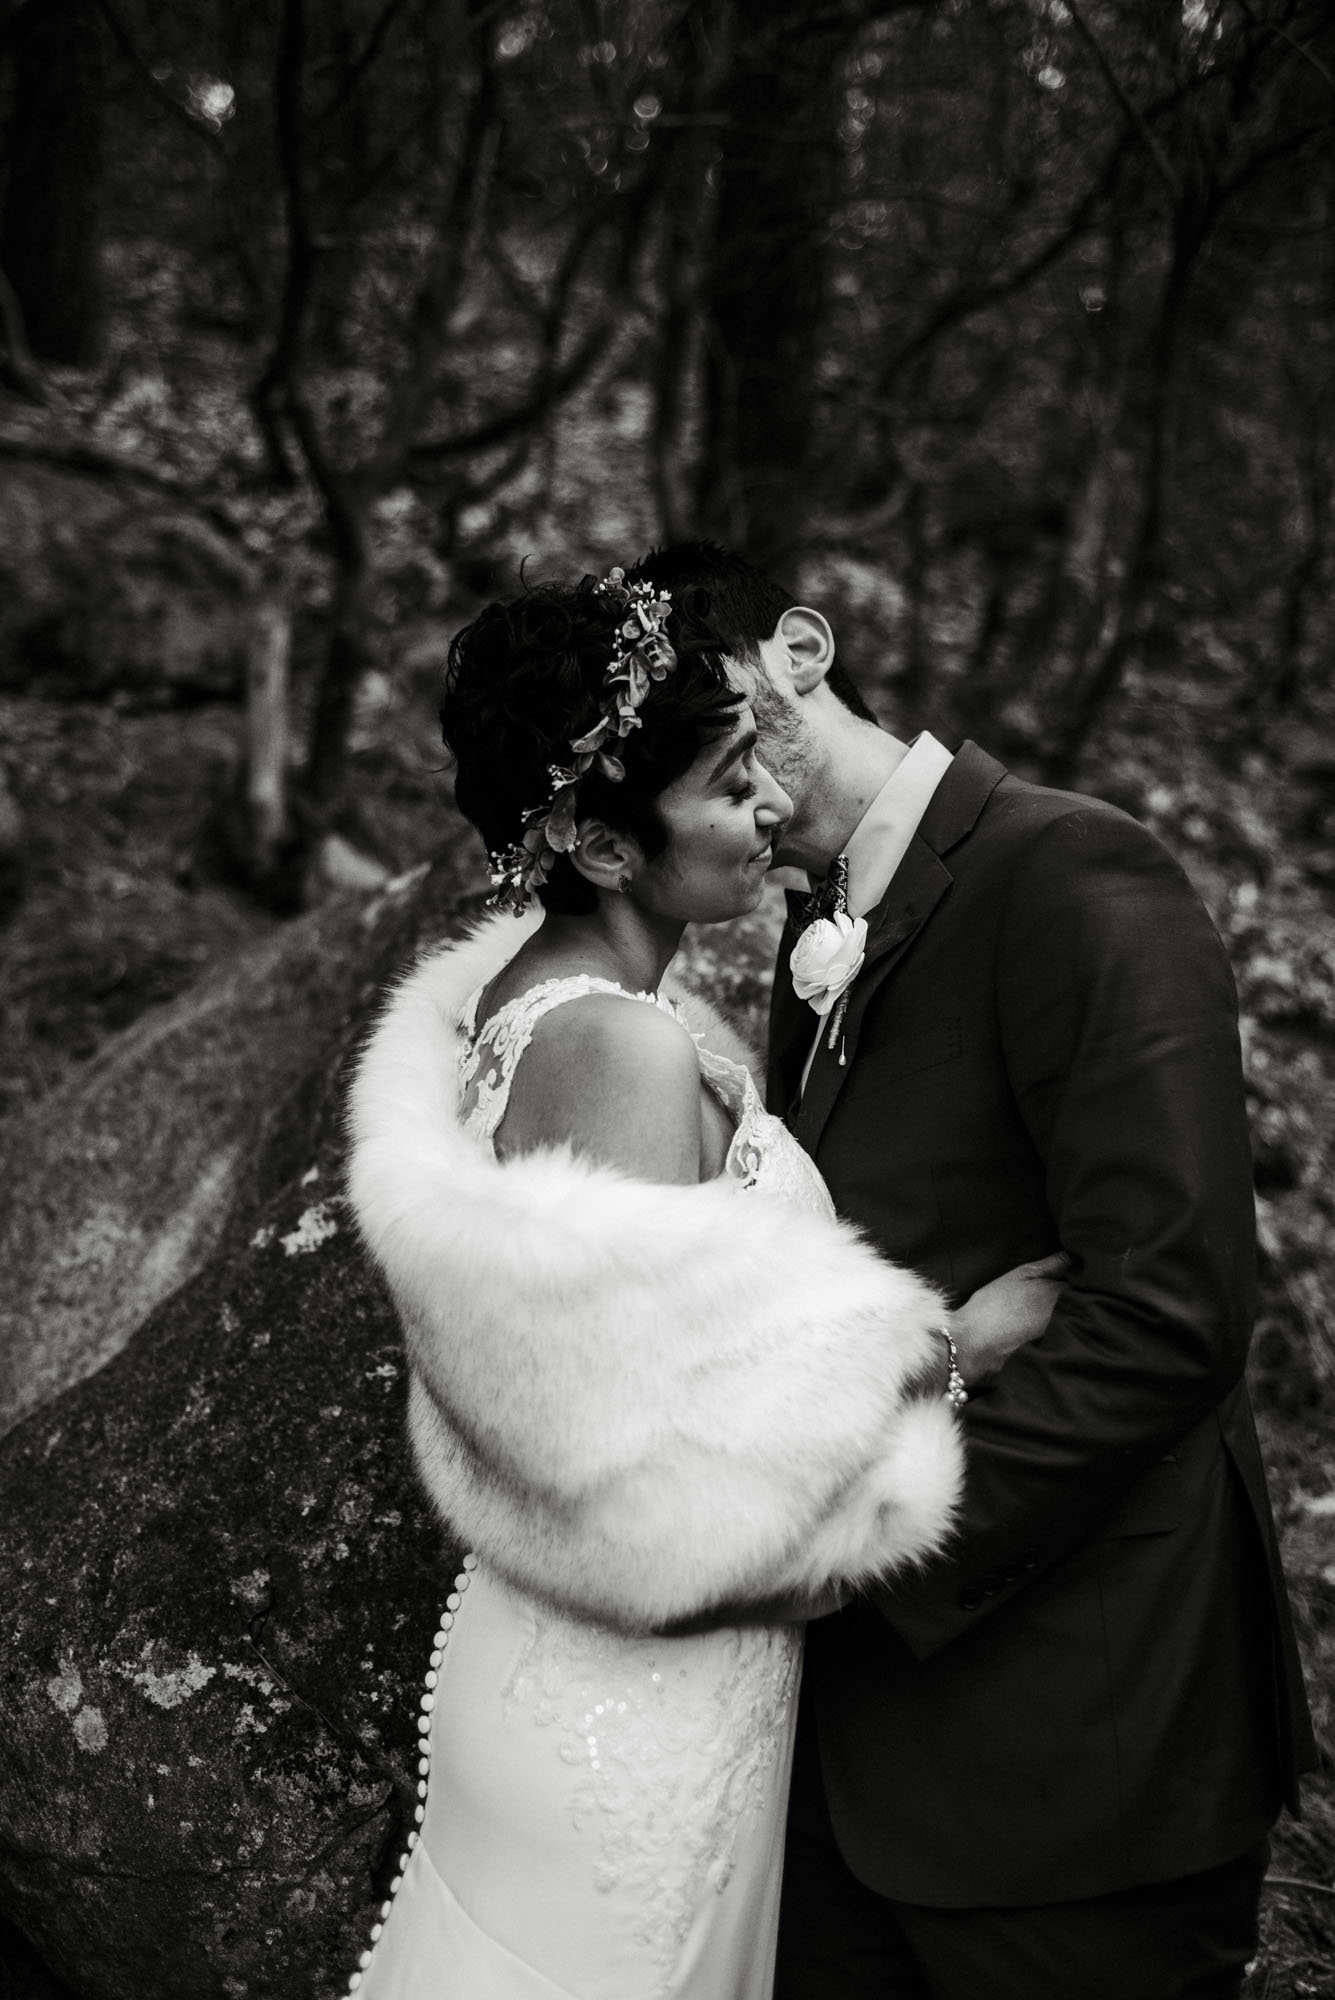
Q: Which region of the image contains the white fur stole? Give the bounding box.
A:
[347,911,962,1630]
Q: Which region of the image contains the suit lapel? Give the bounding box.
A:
[793,839,951,1151]
[790,742,1007,1155]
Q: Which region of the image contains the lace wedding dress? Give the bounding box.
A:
[348,975,837,2000]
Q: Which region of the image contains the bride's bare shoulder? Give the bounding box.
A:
[499,993,703,1184]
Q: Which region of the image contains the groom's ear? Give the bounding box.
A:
[770,606,836,696]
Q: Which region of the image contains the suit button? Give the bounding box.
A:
[958,1586,985,1611]
[1019,1545,1040,1570]
[999,1563,1021,1587]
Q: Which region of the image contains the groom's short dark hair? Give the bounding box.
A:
[627,541,877,722]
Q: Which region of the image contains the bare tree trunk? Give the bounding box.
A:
[694,0,860,561]
[994,224,1128,729]
[1252,201,1335,720]
[0,755,25,924]
[897,480,933,711]
[305,0,374,362]
[0,0,104,365]
[243,599,293,878]
[648,10,724,543]
[1046,193,1208,780]
[1265,429,1331,717]
[222,0,628,906]
[0,260,48,400]
[1015,385,1123,709]
[967,562,1014,690]
[302,515,372,814]
[249,0,310,484]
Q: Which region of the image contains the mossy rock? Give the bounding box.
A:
[0,833,472,1445]
[0,861,786,1998]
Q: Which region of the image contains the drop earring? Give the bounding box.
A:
[618,874,632,895]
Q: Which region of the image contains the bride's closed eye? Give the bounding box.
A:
[728,752,761,804]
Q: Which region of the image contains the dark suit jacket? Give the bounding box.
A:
[767,743,1314,1907]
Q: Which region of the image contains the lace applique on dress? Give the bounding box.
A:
[458,975,684,1151]
[689,1036,835,1218]
[458,971,834,1220]
[500,1612,800,1994]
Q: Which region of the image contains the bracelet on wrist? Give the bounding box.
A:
[932,1325,969,1411]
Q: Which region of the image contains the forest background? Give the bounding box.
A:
[1,0,1334,1994]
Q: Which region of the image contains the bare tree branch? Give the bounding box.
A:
[314,0,416,125]
[0,433,254,559]
[1063,0,1184,199]
[1232,0,1335,97]
[0,261,49,402]
[361,29,503,489]
[1217,111,1335,203]
[87,0,229,151]
[84,0,274,316]
[447,431,538,511]
[408,316,618,465]
[876,164,1116,391]
[316,0,516,134]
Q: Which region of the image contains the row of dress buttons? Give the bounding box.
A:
[955,1545,1041,1612]
[343,1553,477,1994]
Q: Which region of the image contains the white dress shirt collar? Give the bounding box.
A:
[796,732,953,1098]
[840,731,955,918]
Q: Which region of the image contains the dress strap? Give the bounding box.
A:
[458,975,682,1149]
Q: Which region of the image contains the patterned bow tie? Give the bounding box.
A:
[799,854,850,932]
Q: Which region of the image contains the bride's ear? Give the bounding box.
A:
[571,818,643,895]
[771,607,836,696]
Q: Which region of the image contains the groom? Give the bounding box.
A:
[632,544,1314,1999]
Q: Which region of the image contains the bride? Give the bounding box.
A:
[345,568,1059,1999]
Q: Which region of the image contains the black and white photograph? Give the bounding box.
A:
[1,2,1334,1996]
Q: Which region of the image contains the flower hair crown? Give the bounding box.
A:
[485,567,678,914]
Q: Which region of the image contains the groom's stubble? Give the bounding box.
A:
[726,648,832,870]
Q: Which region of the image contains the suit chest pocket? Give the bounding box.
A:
[853,1016,963,1097]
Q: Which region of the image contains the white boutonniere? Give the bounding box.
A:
[790,911,868,1065]
[790,911,868,1017]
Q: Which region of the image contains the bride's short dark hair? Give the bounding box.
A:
[441,574,744,914]
[626,541,877,723]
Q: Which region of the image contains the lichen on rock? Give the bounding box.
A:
[0,858,785,1998]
